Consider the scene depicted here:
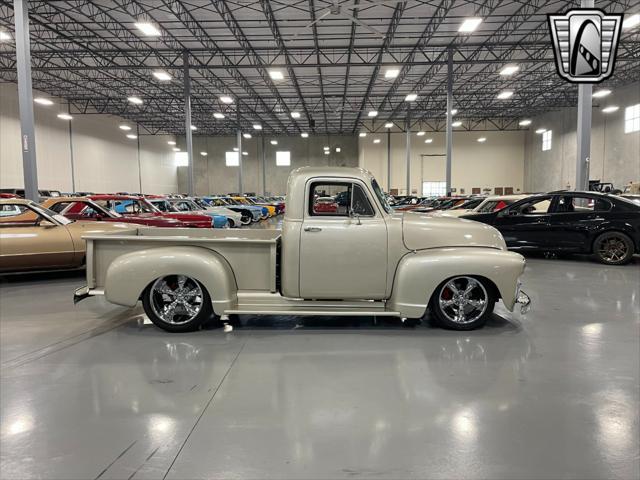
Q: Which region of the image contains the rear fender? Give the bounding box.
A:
[104,246,237,315]
[387,247,526,318]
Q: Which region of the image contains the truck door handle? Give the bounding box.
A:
[304,227,322,232]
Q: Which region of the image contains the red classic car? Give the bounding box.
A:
[88,195,213,228]
[312,197,339,214]
[41,197,185,228]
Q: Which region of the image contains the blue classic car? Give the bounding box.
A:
[203,196,264,223]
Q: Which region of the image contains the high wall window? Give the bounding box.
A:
[225,151,239,167]
[422,181,446,196]
[542,130,552,151]
[276,151,291,166]
[625,104,640,134]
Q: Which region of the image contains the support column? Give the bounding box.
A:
[14,0,38,201]
[136,124,142,194]
[445,47,453,196]
[261,135,266,195]
[387,129,391,192]
[183,51,195,196]
[405,108,411,195]
[67,104,76,193]
[237,105,243,194]
[575,0,594,191]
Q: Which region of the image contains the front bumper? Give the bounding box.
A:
[74,286,104,304]
[515,289,531,314]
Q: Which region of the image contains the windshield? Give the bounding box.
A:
[372,179,391,214]
[475,199,515,213]
[30,202,73,225]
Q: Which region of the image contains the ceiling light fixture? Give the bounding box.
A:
[622,13,640,29]
[127,96,143,105]
[126,134,138,139]
[253,124,262,130]
[450,108,458,115]
[384,122,393,128]
[499,65,520,76]
[323,146,330,150]
[33,97,53,105]
[291,111,301,119]
[592,89,612,98]
[373,138,381,144]
[405,93,417,102]
[242,151,248,156]
[497,90,514,99]
[324,151,330,155]
[477,137,487,143]
[459,17,482,33]
[233,147,239,151]
[134,22,161,36]
[269,69,284,80]
[368,110,378,117]
[152,70,172,81]
[335,147,341,153]
[301,132,309,138]
[518,119,532,126]
[173,147,180,152]
[602,105,619,113]
[119,125,132,131]
[424,138,433,144]
[0,31,11,41]
[213,112,225,119]
[535,128,547,134]
[270,140,278,145]
[416,131,425,136]
[57,113,73,120]
[190,125,197,130]
[200,152,207,156]
[219,95,233,104]
[384,68,400,79]
[167,140,176,145]
[452,121,462,127]
[243,133,252,139]
[359,132,367,137]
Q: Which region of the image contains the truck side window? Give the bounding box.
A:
[309,182,351,216]
[351,185,374,216]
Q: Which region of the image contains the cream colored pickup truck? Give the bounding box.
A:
[75,167,530,332]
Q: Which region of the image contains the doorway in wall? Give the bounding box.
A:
[422,181,447,196]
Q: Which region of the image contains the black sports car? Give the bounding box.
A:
[461,191,640,265]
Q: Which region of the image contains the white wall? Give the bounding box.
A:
[0,82,178,194]
[524,81,640,192]
[359,130,525,195]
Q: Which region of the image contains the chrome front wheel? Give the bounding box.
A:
[430,276,495,330]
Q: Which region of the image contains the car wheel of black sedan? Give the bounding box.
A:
[429,276,496,330]
[593,231,635,265]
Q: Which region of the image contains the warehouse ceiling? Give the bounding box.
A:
[0,0,638,135]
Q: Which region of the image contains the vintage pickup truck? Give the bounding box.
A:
[74,167,530,332]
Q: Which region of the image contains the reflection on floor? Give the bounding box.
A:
[0,216,638,480]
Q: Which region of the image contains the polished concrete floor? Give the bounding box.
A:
[1,217,639,479]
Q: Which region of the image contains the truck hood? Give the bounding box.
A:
[401,211,506,251]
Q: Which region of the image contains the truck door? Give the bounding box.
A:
[299,180,388,299]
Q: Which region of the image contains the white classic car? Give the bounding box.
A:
[75,167,530,332]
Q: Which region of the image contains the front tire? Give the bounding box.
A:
[142,275,215,332]
[429,276,496,330]
[593,231,634,265]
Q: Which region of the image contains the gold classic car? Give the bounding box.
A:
[0,198,132,273]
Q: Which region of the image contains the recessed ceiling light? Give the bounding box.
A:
[535,128,547,134]
[384,68,400,79]
[405,93,417,102]
[34,97,53,105]
[592,89,611,98]
[291,111,301,119]
[119,125,132,131]
[424,138,433,144]
[452,121,462,127]
[0,31,11,41]
[324,150,330,155]
[57,113,73,120]
[127,96,143,105]
[173,147,180,152]
[242,151,248,156]
[450,109,458,115]
[384,122,393,128]
[518,119,532,126]
[602,105,619,113]
[253,124,262,130]
[368,110,378,117]
[152,70,171,81]
[458,17,482,33]
[213,112,225,119]
[190,125,197,130]
[335,147,341,152]
[300,132,309,138]
[323,146,330,150]
[219,95,233,104]
[359,132,367,137]
[243,133,252,139]
[134,22,161,36]
[270,140,278,145]
[416,131,425,136]
[167,140,176,145]
[126,134,138,139]
[269,69,284,80]
[497,90,514,99]
[477,137,487,143]
[233,147,239,151]
[499,65,519,76]
[373,138,381,144]
[200,151,207,156]
[622,13,640,29]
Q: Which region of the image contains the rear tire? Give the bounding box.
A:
[142,275,215,333]
[240,213,251,225]
[593,232,634,265]
[428,276,496,330]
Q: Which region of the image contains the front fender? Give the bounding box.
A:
[104,246,237,315]
[387,247,526,318]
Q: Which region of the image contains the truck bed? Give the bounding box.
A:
[84,227,281,292]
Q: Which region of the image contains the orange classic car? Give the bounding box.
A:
[0,198,132,273]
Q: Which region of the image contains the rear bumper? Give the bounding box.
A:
[74,286,104,304]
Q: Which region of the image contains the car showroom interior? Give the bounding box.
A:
[0,1,639,479]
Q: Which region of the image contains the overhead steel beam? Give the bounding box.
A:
[13,0,38,201]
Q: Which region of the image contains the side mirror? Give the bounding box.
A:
[349,210,362,225]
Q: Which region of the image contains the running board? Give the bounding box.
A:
[224,306,401,316]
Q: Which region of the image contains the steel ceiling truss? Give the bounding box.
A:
[0,0,638,135]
